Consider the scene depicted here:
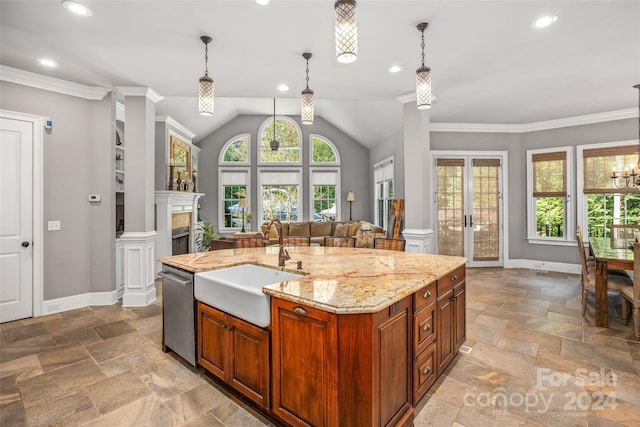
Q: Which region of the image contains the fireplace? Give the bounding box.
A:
[171,212,192,255]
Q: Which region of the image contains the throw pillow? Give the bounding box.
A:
[355,232,385,248]
[347,222,357,237]
[269,224,279,238]
[333,223,348,237]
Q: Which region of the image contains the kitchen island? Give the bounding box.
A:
[159,246,467,427]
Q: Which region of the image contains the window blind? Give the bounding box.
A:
[583,145,637,194]
[532,151,566,197]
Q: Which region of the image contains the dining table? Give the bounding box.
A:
[588,236,634,327]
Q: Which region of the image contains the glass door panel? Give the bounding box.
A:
[437,159,465,257]
[472,159,500,262]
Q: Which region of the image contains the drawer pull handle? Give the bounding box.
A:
[423,323,431,332]
[423,366,431,375]
[451,274,458,281]
[423,290,431,298]
[293,306,308,316]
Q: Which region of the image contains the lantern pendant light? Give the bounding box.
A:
[270,98,279,152]
[416,23,432,110]
[334,0,358,63]
[301,52,314,125]
[198,36,214,116]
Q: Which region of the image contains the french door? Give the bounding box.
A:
[433,154,504,267]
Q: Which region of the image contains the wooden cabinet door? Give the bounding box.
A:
[436,289,454,374]
[374,299,412,427]
[413,341,437,403]
[271,299,338,427]
[197,302,228,381]
[453,282,466,353]
[227,316,270,409]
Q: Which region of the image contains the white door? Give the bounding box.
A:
[0,117,33,322]
[434,155,504,267]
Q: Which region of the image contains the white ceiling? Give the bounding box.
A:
[1,0,639,147]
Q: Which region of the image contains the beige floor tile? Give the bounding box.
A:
[92,320,136,340]
[140,361,205,402]
[24,389,98,427]
[80,394,179,427]
[84,371,151,415]
[37,343,90,372]
[413,395,460,426]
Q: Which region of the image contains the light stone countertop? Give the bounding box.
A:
[159,246,467,314]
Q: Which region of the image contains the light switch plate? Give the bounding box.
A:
[48,220,61,231]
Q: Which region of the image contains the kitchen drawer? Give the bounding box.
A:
[413,302,435,355]
[413,281,436,313]
[413,341,437,404]
[437,265,465,297]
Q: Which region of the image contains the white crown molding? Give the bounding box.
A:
[156,115,196,140]
[115,86,164,103]
[431,108,637,133]
[0,65,110,100]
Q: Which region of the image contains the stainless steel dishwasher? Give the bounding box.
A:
[158,265,196,366]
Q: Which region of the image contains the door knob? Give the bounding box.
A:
[22,241,30,248]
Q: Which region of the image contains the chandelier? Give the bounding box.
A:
[300,52,314,125]
[611,84,640,188]
[198,36,214,116]
[334,0,357,63]
[415,22,432,110]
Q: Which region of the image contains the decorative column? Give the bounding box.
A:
[398,95,434,253]
[115,86,164,306]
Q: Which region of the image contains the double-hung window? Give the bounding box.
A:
[374,157,394,231]
[527,147,573,243]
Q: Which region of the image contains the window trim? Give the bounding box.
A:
[373,156,394,231]
[308,167,341,221]
[218,133,251,165]
[218,167,251,232]
[257,167,303,224]
[309,134,341,165]
[576,139,638,241]
[526,146,574,244]
[257,115,302,166]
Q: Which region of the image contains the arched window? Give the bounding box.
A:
[219,134,250,164]
[310,135,340,165]
[258,116,301,164]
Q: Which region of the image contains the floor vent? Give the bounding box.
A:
[459,345,473,354]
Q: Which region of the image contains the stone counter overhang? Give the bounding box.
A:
[159,246,467,314]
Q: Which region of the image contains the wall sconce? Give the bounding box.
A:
[347,191,355,221]
[239,198,248,232]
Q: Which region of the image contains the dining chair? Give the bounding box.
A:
[374,238,406,251]
[324,236,356,247]
[283,236,311,246]
[233,237,265,248]
[622,243,640,340]
[576,226,629,277]
[610,224,640,242]
[209,238,234,251]
[576,228,633,316]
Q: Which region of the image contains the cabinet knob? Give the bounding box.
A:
[423,290,431,298]
[423,366,431,375]
[293,306,308,316]
[451,274,458,281]
[423,323,431,332]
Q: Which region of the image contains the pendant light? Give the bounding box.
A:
[301,52,314,125]
[270,98,279,152]
[416,23,432,110]
[198,36,214,116]
[334,0,357,64]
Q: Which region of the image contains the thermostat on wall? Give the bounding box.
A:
[88,194,101,202]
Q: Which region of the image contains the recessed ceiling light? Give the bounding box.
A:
[531,15,558,29]
[277,84,289,92]
[37,58,58,67]
[388,65,403,73]
[256,0,270,5]
[62,1,93,16]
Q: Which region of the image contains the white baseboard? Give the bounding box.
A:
[42,290,119,315]
[504,259,581,275]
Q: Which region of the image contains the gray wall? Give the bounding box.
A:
[1,81,116,299]
[196,114,370,232]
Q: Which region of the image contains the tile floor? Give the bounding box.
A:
[1,268,639,427]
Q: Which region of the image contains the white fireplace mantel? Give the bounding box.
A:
[155,190,204,273]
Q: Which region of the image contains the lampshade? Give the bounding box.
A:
[239,198,248,208]
[416,23,432,110]
[198,36,214,116]
[301,52,314,125]
[334,0,357,64]
[347,191,355,202]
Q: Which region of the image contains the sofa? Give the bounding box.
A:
[260,220,385,247]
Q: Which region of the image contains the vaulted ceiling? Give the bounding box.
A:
[1,1,638,147]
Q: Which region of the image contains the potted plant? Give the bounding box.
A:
[195,221,220,251]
